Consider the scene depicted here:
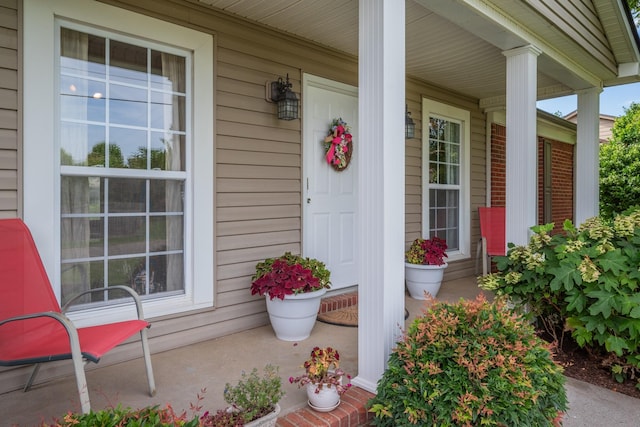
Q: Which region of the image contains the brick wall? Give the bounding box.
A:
[547,140,574,231]
[538,137,545,224]
[490,124,574,232]
[490,124,506,207]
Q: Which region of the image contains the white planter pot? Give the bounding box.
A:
[265,288,327,341]
[306,382,340,412]
[245,403,281,427]
[405,262,448,299]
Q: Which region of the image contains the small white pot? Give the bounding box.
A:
[405,262,448,299]
[245,403,281,427]
[306,382,340,411]
[265,288,327,341]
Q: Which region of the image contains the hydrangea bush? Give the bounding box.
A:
[368,296,567,426]
[479,208,640,387]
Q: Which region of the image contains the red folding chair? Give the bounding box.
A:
[476,207,506,276]
[0,218,155,413]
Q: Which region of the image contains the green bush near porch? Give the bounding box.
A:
[479,208,640,388]
[45,404,201,426]
[368,296,567,427]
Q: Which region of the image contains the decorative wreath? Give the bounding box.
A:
[323,118,353,171]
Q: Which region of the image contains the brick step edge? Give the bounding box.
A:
[276,386,375,427]
[318,291,358,314]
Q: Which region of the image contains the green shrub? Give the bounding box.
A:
[478,222,569,343]
[368,296,567,426]
[47,404,200,427]
[222,364,284,423]
[479,208,640,387]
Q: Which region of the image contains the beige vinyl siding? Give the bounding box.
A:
[0,0,18,217]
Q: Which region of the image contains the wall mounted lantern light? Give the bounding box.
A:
[267,74,299,120]
[405,104,416,139]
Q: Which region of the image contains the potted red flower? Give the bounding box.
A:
[289,346,352,412]
[251,252,331,341]
[404,237,448,299]
[251,253,330,300]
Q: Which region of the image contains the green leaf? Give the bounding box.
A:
[598,250,628,275]
[531,223,554,234]
[562,218,577,236]
[601,273,620,292]
[617,318,640,341]
[548,264,577,292]
[494,256,510,271]
[568,321,592,347]
[581,314,603,332]
[587,290,619,319]
[566,292,587,313]
[605,336,630,356]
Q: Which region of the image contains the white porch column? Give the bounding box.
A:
[504,45,541,246]
[574,87,602,226]
[352,0,405,392]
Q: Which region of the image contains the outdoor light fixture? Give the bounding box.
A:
[405,105,416,139]
[267,74,299,120]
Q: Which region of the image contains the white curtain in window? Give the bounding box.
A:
[60,28,91,304]
[161,53,184,292]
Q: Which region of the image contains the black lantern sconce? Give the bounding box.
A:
[267,74,299,120]
[405,104,416,139]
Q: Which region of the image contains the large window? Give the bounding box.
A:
[24,0,214,322]
[422,99,471,260]
[59,26,188,307]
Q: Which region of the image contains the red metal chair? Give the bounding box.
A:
[0,218,155,413]
[476,207,506,276]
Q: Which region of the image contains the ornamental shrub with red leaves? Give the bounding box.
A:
[251,252,331,300]
[368,295,567,426]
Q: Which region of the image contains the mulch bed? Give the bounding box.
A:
[546,333,640,400]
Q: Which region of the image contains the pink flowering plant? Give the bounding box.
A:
[289,346,352,395]
[405,237,448,266]
[251,252,331,300]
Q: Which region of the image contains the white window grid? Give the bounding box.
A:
[58,21,191,307]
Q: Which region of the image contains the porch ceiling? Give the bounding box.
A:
[196,0,640,104]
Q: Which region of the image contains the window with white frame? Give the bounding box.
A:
[24,0,214,321]
[422,99,471,260]
[59,25,189,307]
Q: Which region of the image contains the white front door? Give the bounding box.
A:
[303,74,358,290]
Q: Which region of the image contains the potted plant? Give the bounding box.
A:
[251,252,331,341]
[202,365,285,427]
[46,404,202,426]
[368,296,567,426]
[404,236,448,299]
[289,346,352,412]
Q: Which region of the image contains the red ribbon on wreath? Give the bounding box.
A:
[323,118,353,170]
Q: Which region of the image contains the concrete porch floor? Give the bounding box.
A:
[2,276,640,426]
